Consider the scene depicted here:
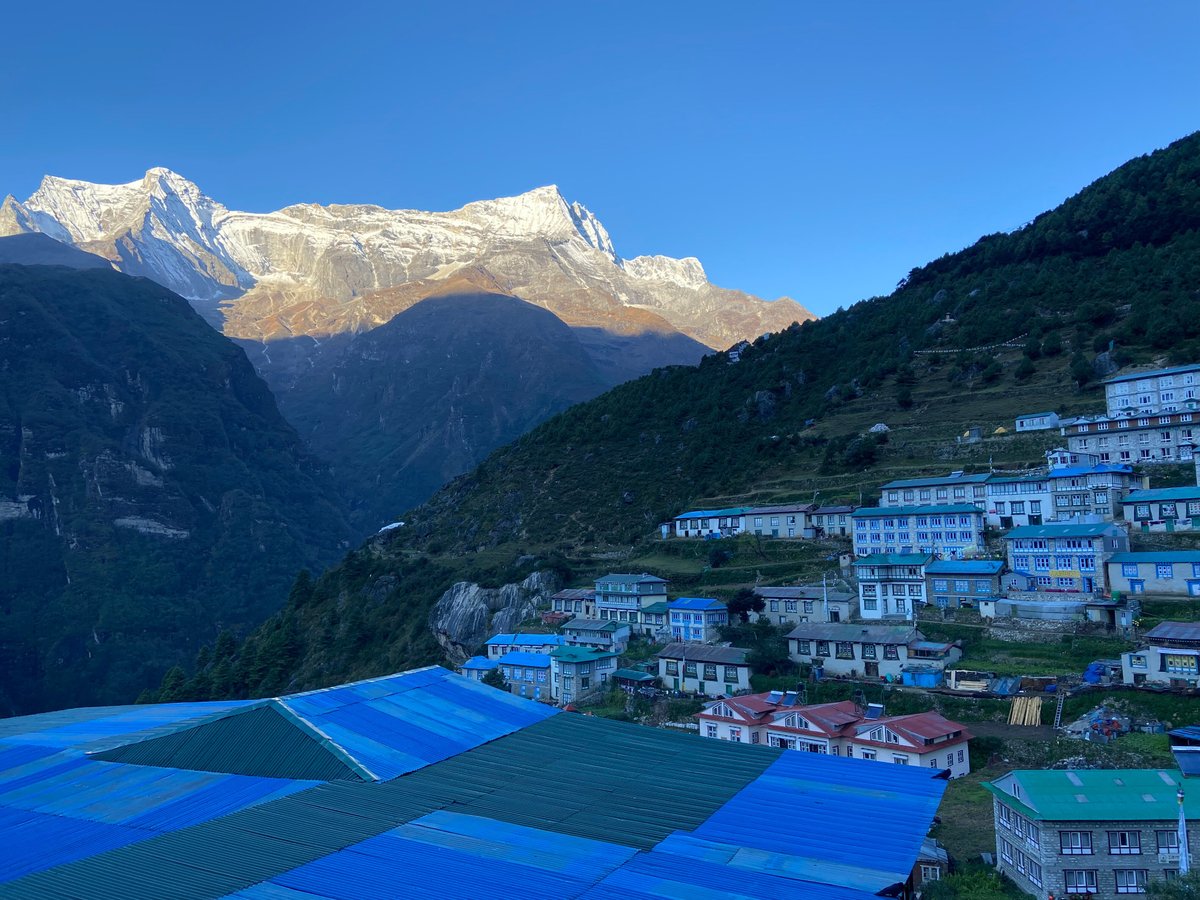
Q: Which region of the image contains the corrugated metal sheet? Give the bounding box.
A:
[0,701,252,749]
[692,749,947,892]
[93,705,367,782]
[0,668,945,899]
[237,812,638,900]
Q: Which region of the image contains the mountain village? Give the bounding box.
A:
[456,361,1200,900]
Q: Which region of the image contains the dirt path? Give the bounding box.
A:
[968,721,1055,741]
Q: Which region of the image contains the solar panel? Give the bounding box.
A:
[865,704,884,720]
[782,692,797,707]
[766,692,783,704]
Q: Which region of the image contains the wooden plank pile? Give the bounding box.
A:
[1007,696,1043,727]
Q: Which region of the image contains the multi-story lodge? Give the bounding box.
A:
[853,554,932,620]
[549,645,619,705]
[1002,522,1129,595]
[879,472,990,508]
[1121,621,1200,687]
[667,597,728,642]
[882,452,1135,530]
[698,695,972,777]
[1061,363,1200,464]
[851,505,985,559]
[985,766,1198,899]
[810,505,854,536]
[594,573,669,634]
[656,643,751,697]
[548,588,596,618]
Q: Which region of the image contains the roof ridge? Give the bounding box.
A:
[270,699,380,781]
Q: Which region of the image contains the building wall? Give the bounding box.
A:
[993,797,1198,900]
[986,480,1051,529]
[789,637,911,679]
[849,739,970,778]
[1066,417,1199,465]
[1107,561,1200,597]
[1005,531,1128,595]
[881,483,989,508]
[1123,497,1200,533]
[746,511,809,538]
[1121,645,1200,686]
[852,511,985,559]
[658,658,750,697]
[760,596,851,627]
[925,573,1001,609]
[674,515,745,538]
[700,717,762,744]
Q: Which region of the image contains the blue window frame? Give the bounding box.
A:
[1122,563,1139,578]
[1157,563,1174,579]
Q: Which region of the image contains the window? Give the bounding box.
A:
[862,643,877,660]
[1129,654,1147,669]
[1114,869,1148,894]
[884,645,899,660]
[1157,830,1181,854]
[769,599,779,611]
[684,662,697,678]
[1108,831,1141,854]
[1064,870,1098,893]
[892,754,908,764]
[704,663,717,681]
[957,749,964,762]
[724,666,739,682]
[920,865,941,882]
[816,641,830,657]
[706,723,718,738]
[1061,831,1094,854]
[728,726,742,742]
[836,642,854,660]
[1157,564,1174,579]
[999,837,1014,864]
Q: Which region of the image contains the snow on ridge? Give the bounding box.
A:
[621,254,708,290]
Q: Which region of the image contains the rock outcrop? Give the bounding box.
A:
[429,570,562,663]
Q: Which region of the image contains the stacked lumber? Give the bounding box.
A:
[1007,696,1043,727]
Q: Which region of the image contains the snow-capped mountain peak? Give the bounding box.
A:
[0,169,813,349]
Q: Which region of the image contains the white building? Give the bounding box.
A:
[878,472,990,508]
[1015,411,1060,432]
[852,553,933,620]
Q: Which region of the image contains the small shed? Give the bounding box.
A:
[613,668,656,690]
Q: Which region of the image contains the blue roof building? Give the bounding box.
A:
[0,666,948,898]
[495,651,552,701]
[668,597,729,643]
[484,633,565,659]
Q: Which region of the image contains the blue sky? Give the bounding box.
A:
[2,2,1197,315]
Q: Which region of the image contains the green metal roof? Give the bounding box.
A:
[880,474,991,490]
[612,669,655,682]
[1002,522,1122,539]
[852,504,983,517]
[91,702,370,782]
[550,646,619,663]
[853,553,933,566]
[1,714,781,899]
[640,600,670,614]
[1123,487,1200,502]
[984,769,1200,822]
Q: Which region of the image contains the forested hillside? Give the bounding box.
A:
[0,261,351,714]
[145,131,1200,702]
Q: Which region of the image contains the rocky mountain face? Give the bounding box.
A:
[428,570,562,664]
[0,244,351,714]
[1,174,811,525]
[279,293,615,526]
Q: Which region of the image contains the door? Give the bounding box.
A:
[829,609,841,622]
[1189,581,1200,597]
[1082,576,1094,593]
[1129,580,1145,593]
[865,662,879,678]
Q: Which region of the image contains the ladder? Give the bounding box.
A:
[1053,692,1066,729]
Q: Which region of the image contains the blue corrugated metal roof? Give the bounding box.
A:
[925,559,1005,575]
[691,748,946,892]
[458,656,496,670]
[0,668,945,898]
[495,651,552,668]
[1003,522,1123,539]
[484,633,565,646]
[1123,487,1200,502]
[668,597,726,611]
[674,507,752,520]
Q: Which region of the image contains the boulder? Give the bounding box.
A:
[429,570,562,663]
